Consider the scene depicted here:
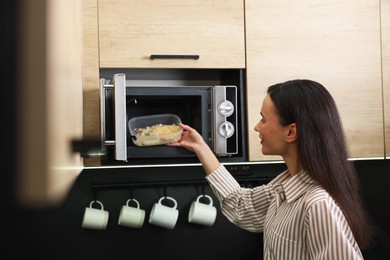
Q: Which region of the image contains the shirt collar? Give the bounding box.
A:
[271,170,317,203]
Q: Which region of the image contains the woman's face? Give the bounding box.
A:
[254,95,289,156]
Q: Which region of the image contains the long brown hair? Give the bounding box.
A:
[267,79,373,249]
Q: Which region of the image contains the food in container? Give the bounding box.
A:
[128,114,183,146]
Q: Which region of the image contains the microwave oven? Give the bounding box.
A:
[99,72,247,165]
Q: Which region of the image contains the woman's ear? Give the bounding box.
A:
[285,123,297,143]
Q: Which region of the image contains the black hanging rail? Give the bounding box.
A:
[91,176,272,191]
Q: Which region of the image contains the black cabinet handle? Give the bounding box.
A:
[150,54,200,60]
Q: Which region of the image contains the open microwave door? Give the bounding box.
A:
[100,73,127,161]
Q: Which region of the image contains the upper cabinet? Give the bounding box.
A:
[84,0,388,165]
[383,0,390,159]
[245,0,384,161]
[97,0,245,68]
[17,0,84,206]
[83,0,245,167]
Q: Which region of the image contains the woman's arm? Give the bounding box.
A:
[169,124,272,231]
[206,165,273,232]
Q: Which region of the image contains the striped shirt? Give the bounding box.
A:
[205,165,363,260]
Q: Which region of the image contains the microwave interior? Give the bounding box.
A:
[103,86,211,162]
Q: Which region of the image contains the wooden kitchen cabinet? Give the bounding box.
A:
[83,0,101,167]
[82,0,245,166]
[97,0,245,68]
[245,0,384,161]
[383,0,390,159]
[17,0,84,206]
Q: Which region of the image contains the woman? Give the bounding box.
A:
[168,79,372,259]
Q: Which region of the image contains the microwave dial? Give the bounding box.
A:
[218,100,234,117]
[218,121,235,138]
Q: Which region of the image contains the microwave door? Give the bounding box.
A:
[112,73,127,161]
[100,73,127,161]
[113,73,127,161]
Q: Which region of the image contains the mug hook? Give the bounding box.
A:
[201,183,206,197]
[163,183,167,198]
[128,184,133,198]
[92,186,98,201]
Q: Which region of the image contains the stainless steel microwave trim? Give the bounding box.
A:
[212,86,238,155]
[100,79,112,147]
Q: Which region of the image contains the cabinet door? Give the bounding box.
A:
[98,0,245,68]
[246,0,383,161]
[83,0,101,167]
[17,0,84,206]
[383,0,390,159]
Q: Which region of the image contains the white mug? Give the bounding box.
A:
[188,194,217,226]
[118,198,145,229]
[149,196,179,230]
[81,200,109,230]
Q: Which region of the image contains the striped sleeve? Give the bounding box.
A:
[305,197,363,260]
[206,165,273,232]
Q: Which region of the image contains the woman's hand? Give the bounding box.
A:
[167,123,220,174]
[167,123,205,153]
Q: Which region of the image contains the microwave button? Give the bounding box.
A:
[218,121,235,138]
[218,100,234,117]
